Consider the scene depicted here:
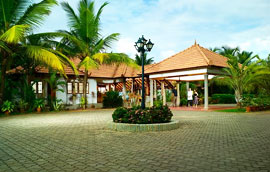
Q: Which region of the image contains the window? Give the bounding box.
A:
[67,83,72,94]
[79,83,83,94]
[38,82,42,94]
[67,82,89,94]
[74,82,78,94]
[31,81,43,94]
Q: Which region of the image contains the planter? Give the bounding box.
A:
[37,107,41,113]
[246,106,251,112]
[107,120,180,132]
[4,111,10,115]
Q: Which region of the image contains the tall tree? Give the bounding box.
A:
[237,51,260,65]
[135,53,154,66]
[52,0,135,109]
[0,0,76,104]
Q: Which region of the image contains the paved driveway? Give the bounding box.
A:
[0,110,270,172]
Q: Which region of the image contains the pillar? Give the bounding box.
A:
[162,81,166,105]
[204,74,209,110]
[186,81,189,92]
[177,82,180,107]
[150,79,154,106]
[122,78,126,101]
[131,78,135,93]
[154,80,157,99]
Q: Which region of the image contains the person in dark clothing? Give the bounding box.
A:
[172,87,178,107]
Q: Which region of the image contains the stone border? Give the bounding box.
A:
[107,120,180,132]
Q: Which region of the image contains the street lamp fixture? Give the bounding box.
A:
[134,35,154,109]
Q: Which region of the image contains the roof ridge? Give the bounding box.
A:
[195,44,210,65]
[145,44,197,72]
[198,45,228,61]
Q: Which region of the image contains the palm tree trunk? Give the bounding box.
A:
[0,57,7,105]
[83,69,88,109]
[235,90,242,108]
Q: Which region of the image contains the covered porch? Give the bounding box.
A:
[145,42,229,110]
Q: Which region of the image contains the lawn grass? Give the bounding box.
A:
[215,108,246,112]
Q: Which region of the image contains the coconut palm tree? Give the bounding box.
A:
[0,0,77,104]
[135,53,154,66]
[49,0,135,109]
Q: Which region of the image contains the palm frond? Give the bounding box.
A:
[25,45,65,74]
[0,41,12,53]
[102,33,120,48]
[61,2,80,29]
[0,24,29,44]
[78,56,99,70]
[17,0,57,28]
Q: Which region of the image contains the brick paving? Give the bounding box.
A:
[0,110,270,172]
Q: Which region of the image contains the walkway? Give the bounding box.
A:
[170,104,237,111]
[0,110,270,172]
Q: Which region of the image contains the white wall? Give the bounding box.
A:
[87,79,97,104]
[56,77,67,104]
[56,78,97,105]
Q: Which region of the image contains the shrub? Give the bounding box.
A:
[1,100,15,113]
[103,91,123,108]
[112,105,173,124]
[211,94,236,104]
[180,99,187,106]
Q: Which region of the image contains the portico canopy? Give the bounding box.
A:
[144,42,229,109]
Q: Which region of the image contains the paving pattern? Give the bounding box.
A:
[0,110,270,172]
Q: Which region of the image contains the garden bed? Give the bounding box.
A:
[107,120,180,132]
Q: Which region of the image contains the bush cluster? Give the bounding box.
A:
[103,91,123,108]
[112,105,173,124]
[210,94,236,104]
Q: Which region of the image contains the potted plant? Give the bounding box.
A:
[34,98,45,113]
[1,100,15,115]
[18,100,28,113]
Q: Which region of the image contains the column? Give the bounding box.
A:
[154,80,157,99]
[186,81,189,92]
[162,81,166,105]
[204,74,209,110]
[176,82,180,107]
[122,78,126,101]
[150,79,154,106]
[131,78,135,93]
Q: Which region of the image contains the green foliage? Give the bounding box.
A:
[166,90,172,102]
[1,100,15,113]
[53,99,63,111]
[180,99,187,106]
[112,105,173,124]
[34,98,45,109]
[135,53,154,66]
[210,94,236,104]
[242,95,270,107]
[80,97,87,108]
[154,100,163,107]
[103,91,123,108]
[215,108,246,112]
[17,99,28,110]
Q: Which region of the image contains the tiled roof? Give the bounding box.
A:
[7,58,141,78]
[145,43,228,74]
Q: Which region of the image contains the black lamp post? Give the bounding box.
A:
[135,35,154,109]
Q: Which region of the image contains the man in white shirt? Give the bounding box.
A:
[187,88,193,107]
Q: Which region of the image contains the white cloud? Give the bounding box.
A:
[115,38,137,59]
[37,0,270,61]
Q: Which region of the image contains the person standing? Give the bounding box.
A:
[172,86,178,107]
[187,88,193,107]
[194,90,199,108]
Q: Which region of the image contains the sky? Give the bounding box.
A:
[36,0,270,62]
